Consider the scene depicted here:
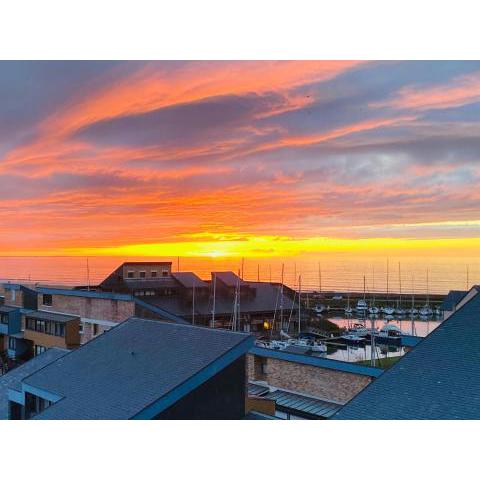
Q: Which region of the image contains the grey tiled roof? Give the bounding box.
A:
[147,281,293,317]
[334,288,480,420]
[172,272,207,288]
[23,310,79,323]
[0,305,19,313]
[213,271,246,287]
[0,348,68,419]
[24,318,252,419]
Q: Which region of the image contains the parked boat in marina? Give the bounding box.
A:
[375,323,405,344]
[419,306,433,316]
[356,276,368,313]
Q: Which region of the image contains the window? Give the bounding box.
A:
[127,271,135,278]
[42,294,52,306]
[54,323,65,337]
[8,337,15,350]
[36,319,46,333]
[93,323,99,336]
[45,321,54,335]
[0,313,8,325]
[162,270,169,277]
[139,271,146,278]
[11,290,16,302]
[34,345,47,356]
[26,317,35,330]
[151,271,157,278]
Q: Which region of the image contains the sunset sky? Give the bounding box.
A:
[1,60,480,257]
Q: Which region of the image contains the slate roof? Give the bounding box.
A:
[0,348,68,419]
[172,272,207,288]
[147,281,293,317]
[23,309,79,323]
[23,317,253,419]
[0,305,19,313]
[334,287,480,419]
[36,286,132,302]
[213,271,246,287]
[440,290,467,311]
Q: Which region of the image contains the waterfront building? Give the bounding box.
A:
[334,285,480,419]
[99,262,295,332]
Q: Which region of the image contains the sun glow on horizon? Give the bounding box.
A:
[6,235,479,259]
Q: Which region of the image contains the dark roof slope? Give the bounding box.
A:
[24,318,252,419]
[36,286,132,301]
[23,310,79,322]
[147,281,292,317]
[0,305,20,313]
[334,288,480,419]
[213,271,246,287]
[172,272,207,288]
[440,290,467,311]
[0,348,68,419]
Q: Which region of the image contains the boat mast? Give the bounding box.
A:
[86,257,90,291]
[363,275,366,320]
[411,274,416,335]
[211,273,216,328]
[398,262,402,309]
[298,275,302,335]
[386,258,389,305]
[426,268,430,307]
[280,263,284,331]
[372,266,375,306]
[192,281,195,326]
[466,265,469,291]
[318,262,322,294]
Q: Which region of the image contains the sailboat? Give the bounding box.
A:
[407,275,418,316]
[394,262,406,315]
[368,266,380,315]
[356,276,368,313]
[345,291,353,315]
[419,268,433,316]
[381,259,395,315]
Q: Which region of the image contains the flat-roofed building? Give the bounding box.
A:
[23,310,81,355]
[98,263,295,333]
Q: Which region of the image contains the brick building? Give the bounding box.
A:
[99,262,295,333]
[247,346,382,419]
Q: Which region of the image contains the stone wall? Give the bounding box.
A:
[247,354,372,404]
[0,286,24,307]
[38,293,135,323]
[37,293,135,344]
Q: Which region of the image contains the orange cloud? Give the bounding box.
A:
[42,61,363,137]
[373,71,480,110]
